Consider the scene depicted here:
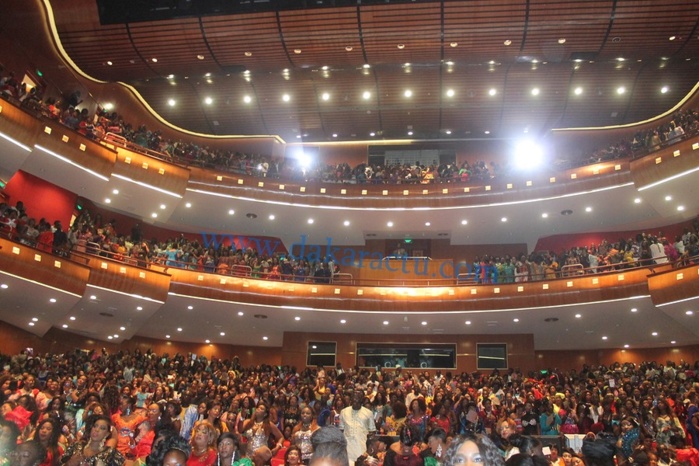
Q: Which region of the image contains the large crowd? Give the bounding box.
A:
[0,348,698,466]
[2,197,698,286]
[2,67,698,187]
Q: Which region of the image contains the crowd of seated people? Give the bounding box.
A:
[2,66,697,188]
[2,199,699,286]
[0,346,698,466]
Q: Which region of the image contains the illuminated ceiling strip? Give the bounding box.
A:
[0,131,32,152]
[655,295,699,307]
[186,182,634,212]
[553,81,699,132]
[111,173,183,198]
[0,270,83,298]
[167,290,649,314]
[86,284,165,304]
[637,165,699,191]
[34,144,110,181]
[41,0,285,145]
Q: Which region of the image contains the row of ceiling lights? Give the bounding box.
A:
[2,284,694,346]
[163,84,672,108]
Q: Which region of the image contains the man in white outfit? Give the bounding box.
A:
[339,390,376,463]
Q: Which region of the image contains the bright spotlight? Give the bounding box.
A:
[297,151,311,168]
[513,140,544,170]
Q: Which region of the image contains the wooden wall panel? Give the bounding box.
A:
[282,331,536,374]
[111,147,190,197]
[82,256,171,303]
[629,136,699,190]
[647,263,699,306]
[535,345,699,370]
[0,237,90,296]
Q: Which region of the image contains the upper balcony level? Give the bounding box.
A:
[1,96,698,250]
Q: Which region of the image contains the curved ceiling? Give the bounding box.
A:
[49,0,699,141]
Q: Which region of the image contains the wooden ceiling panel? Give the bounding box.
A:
[601,1,699,59]
[202,13,287,70]
[523,0,612,62]
[443,1,527,64]
[361,4,442,65]
[280,8,363,68]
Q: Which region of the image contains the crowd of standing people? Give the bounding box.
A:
[0,348,697,466]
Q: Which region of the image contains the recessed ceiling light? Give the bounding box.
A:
[446,89,455,97]
[345,46,353,51]
[665,195,672,201]
[616,86,626,95]
[220,332,225,336]
[383,321,389,325]
[585,206,592,212]
[461,220,468,225]
[197,54,205,60]
[167,99,176,107]
[677,205,685,211]
[387,221,394,227]
[465,320,471,325]
[651,332,658,336]
[151,58,158,63]
[103,103,114,111]
[243,95,252,104]
[113,334,119,338]
[631,308,638,312]
[370,132,376,137]
[343,220,350,226]
[90,295,97,300]
[484,130,490,135]
[120,326,126,331]
[332,133,338,138]
[404,89,413,98]
[244,51,252,57]
[160,204,166,210]
[0,284,7,289]
[623,344,629,348]
[407,131,413,136]
[575,314,581,318]
[634,198,642,204]
[294,317,301,321]
[421,321,427,326]
[187,305,193,310]
[68,316,76,321]
[450,42,458,47]
[425,222,431,226]
[238,311,244,316]
[574,87,583,95]
[602,336,608,340]
[61,324,69,328]
[228,209,235,215]
[542,213,548,218]
[340,319,347,324]
[321,92,330,101]
[28,322,35,327]
[165,335,170,339]
[501,217,507,222]
[504,39,512,46]
[185,202,192,208]
[106,61,113,66]
[531,88,540,96]
[104,198,111,204]
[294,49,302,54]
[363,64,371,69]
[107,335,112,339]
[204,97,213,105]
[661,86,669,94]
[263,336,269,340]
[671,340,676,344]
[282,94,291,102]
[445,130,452,135]
[177,328,183,332]
[205,339,211,344]
[268,214,275,220]
[558,38,566,44]
[362,91,371,100]
[49,298,57,303]
[488,88,497,96]
[669,36,676,41]
[686,310,694,315]
[136,306,143,311]
[616,57,625,62]
[307,218,314,224]
[513,318,519,322]
[445,61,454,66]
[397,44,405,49]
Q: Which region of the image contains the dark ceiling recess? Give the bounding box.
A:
[96,0,439,24]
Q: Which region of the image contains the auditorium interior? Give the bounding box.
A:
[0,0,698,373]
